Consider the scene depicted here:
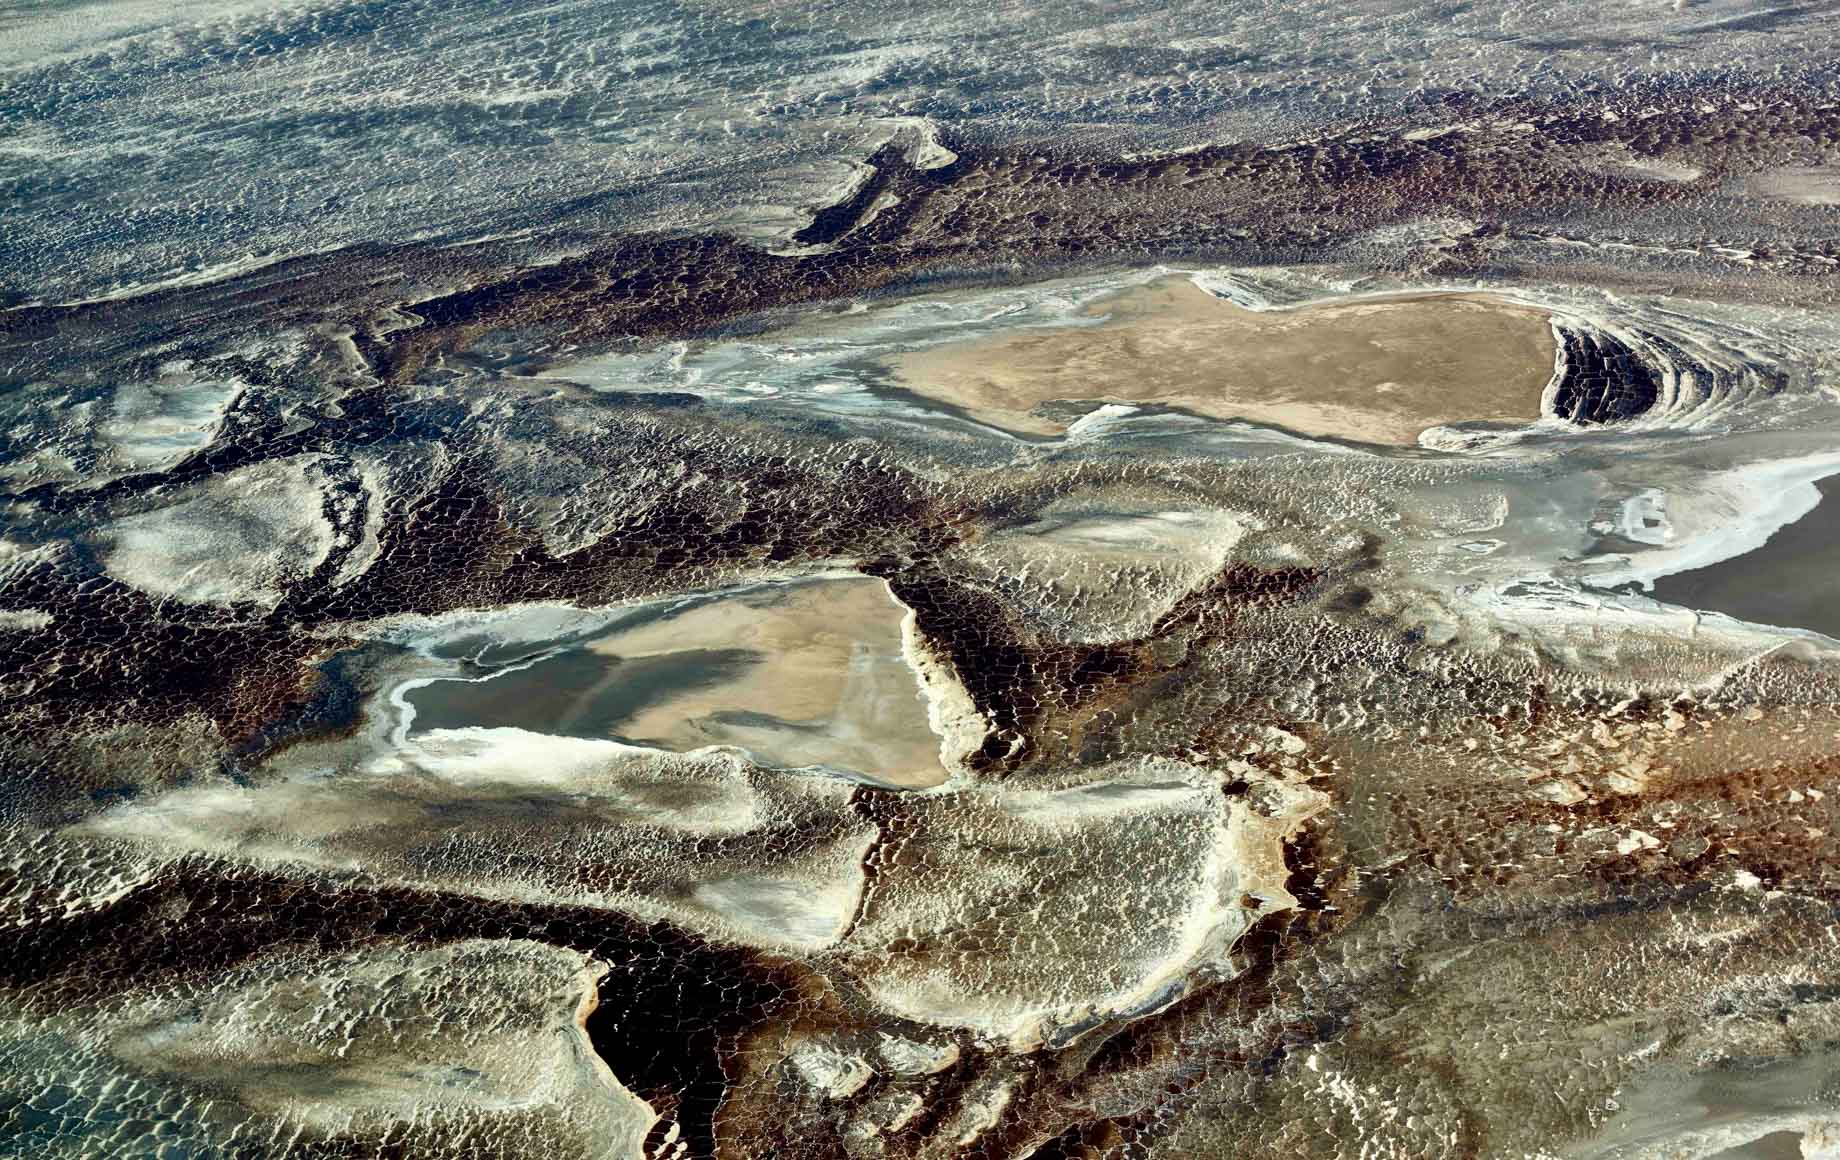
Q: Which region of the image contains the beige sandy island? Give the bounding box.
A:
[884,277,1558,444]
[590,576,949,787]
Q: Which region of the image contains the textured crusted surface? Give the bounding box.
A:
[6,5,1840,1159]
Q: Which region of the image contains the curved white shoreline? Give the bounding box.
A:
[1586,450,1840,592]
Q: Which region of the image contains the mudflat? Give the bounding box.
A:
[409,576,951,787]
[883,277,1557,444]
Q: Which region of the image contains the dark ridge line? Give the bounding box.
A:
[3,64,1837,323]
[790,143,907,246]
[358,87,1840,383]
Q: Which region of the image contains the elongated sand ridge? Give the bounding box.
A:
[885,277,1557,444]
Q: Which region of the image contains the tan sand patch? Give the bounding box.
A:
[589,575,950,787]
[883,277,1557,444]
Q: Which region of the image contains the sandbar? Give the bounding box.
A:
[883,277,1558,445]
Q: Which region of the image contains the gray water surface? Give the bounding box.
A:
[1651,475,1840,641]
[407,647,760,739]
